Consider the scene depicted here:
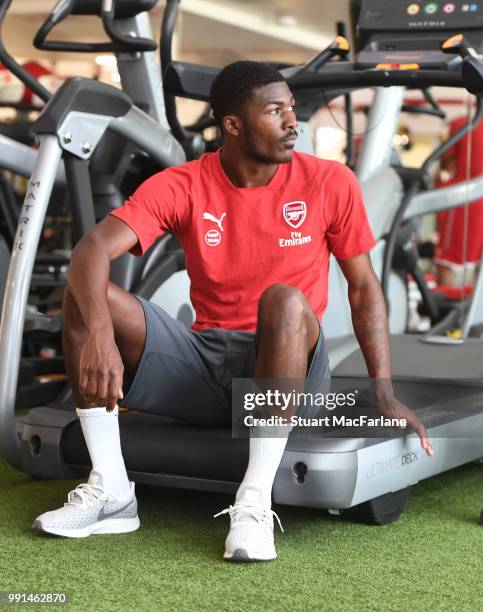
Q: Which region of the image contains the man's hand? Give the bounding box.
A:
[79,330,124,411]
[374,394,433,457]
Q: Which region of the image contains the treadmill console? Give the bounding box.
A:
[356,0,483,68]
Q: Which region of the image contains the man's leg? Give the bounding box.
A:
[238,283,319,505]
[33,284,146,537]
[222,284,320,561]
[63,283,146,497]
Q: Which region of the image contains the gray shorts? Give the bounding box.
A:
[119,296,331,426]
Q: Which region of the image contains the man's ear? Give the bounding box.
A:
[222,115,241,137]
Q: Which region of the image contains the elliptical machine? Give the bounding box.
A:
[0,0,195,409]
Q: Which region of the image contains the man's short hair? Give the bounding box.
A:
[209,60,287,128]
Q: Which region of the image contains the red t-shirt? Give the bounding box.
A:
[110,150,375,332]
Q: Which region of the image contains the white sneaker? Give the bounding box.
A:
[214,489,283,562]
[33,480,139,538]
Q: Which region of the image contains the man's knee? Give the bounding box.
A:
[257,283,308,334]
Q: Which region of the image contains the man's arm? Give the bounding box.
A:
[337,253,433,456]
[67,216,139,408]
[67,216,138,334]
[337,253,391,379]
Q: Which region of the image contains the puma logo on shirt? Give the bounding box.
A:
[203,211,226,232]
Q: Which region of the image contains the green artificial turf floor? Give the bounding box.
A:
[0,456,482,612]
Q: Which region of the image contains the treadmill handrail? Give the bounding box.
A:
[164,61,466,103]
[288,69,465,91]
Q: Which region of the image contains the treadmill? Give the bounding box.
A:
[1,0,483,525]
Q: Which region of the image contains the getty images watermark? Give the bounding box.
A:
[232,376,483,438]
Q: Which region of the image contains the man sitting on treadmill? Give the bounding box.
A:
[33,61,433,561]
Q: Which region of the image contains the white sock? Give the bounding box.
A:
[76,406,131,500]
[235,426,291,509]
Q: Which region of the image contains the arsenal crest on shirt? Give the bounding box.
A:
[283,201,307,229]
